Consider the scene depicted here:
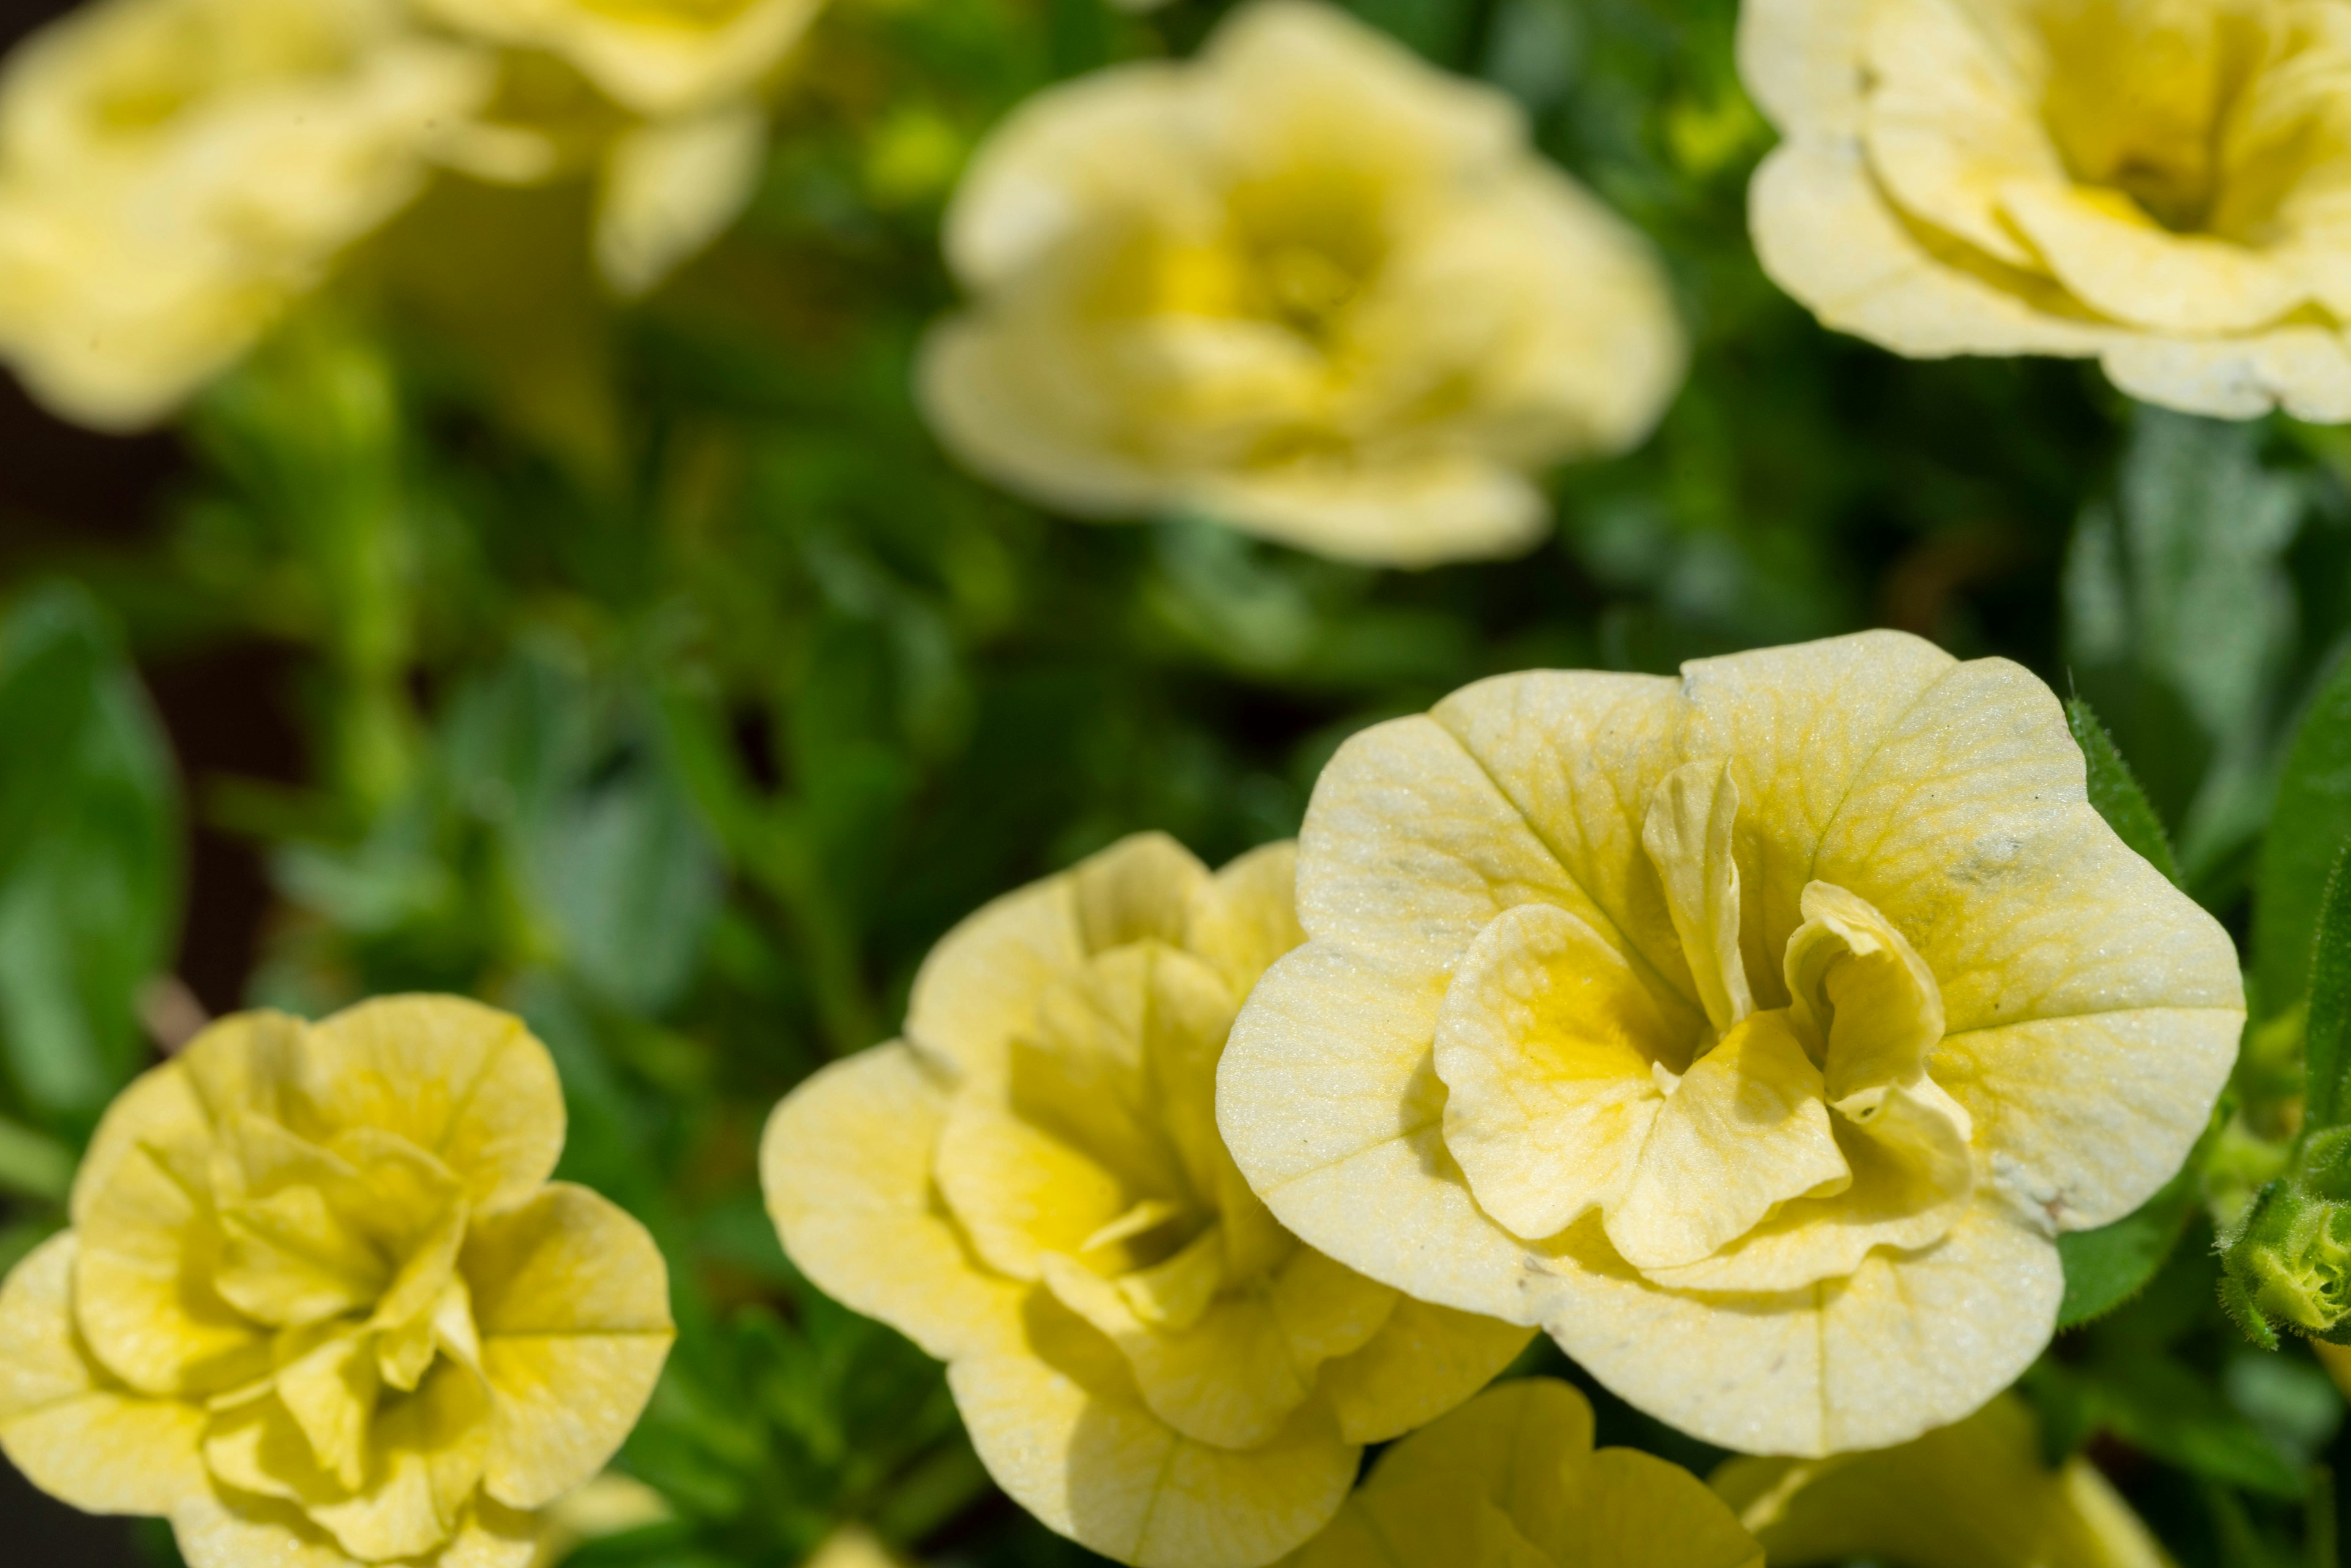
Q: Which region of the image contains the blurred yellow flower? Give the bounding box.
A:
[419,0,820,121]
[763,835,1532,1568]
[0,0,491,430]
[1714,1393,2172,1567]
[1283,1378,1762,1568]
[0,996,675,1568]
[1742,0,2351,419]
[1218,629,2243,1456]
[530,1471,672,1566]
[918,0,1684,569]
[420,0,819,295]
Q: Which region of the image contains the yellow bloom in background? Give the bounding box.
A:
[0,0,491,430]
[762,835,1533,1568]
[1284,1378,1762,1568]
[1714,1393,2173,1567]
[419,0,823,294]
[0,996,675,1568]
[1742,0,2351,420]
[918,0,1685,569]
[1218,629,2243,1456]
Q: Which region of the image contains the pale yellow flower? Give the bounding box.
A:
[1742,0,2351,419]
[917,0,1685,569]
[1283,1378,1762,1568]
[418,0,817,294]
[0,996,675,1568]
[0,0,492,429]
[1714,1393,2173,1567]
[417,0,820,121]
[762,835,1534,1568]
[1218,630,2243,1456]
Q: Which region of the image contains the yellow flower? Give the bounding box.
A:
[418,0,819,294]
[1742,0,2351,419]
[762,835,1533,1568]
[418,0,820,122]
[0,0,492,430]
[1283,1378,1763,1568]
[917,0,1685,569]
[1218,630,2243,1456]
[1713,1393,2172,1567]
[0,996,675,1568]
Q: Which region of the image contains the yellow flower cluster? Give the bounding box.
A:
[0,0,489,429]
[0,0,818,429]
[763,835,1533,1567]
[1285,1378,1762,1568]
[0,996,673,1568]
[920,1,1686,568]
[418,0,822,294]
[1743,0,2351,418]
[1217,629,2240,1455]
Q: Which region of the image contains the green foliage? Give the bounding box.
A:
[9,0,2351,1562]
[2059,1155,2202,1328]
[0,585,179,1138]
[2063,407,2309,902]
[2306,849,2351,1132]
[2068,695,2181,885]
[2259,644,2351,1020]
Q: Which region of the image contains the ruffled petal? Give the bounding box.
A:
[761,1045,1025,1362]
[462,1184,675,1511]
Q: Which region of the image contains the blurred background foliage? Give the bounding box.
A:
[4,0,2351,1561]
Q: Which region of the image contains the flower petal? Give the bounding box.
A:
[1531,1196,2060,1456]
[171,1492,540,1568]
[1315,1296,1534,1445]
[72,1021,285,1396]
[1734,0,1872,135]
[0,1233,209,1515]
[1605,1010,1848,1274]
[936,1098,1131,1282]
[1638,1081,1973,1293]
[1749,140,2114,360]
[949,1293,1357,1568]
[1796,651,2241,1228]
[1042,1244,1393,1448]
[462,1184,675,1511]
[2001,178,2308,334]
[303,996,564,1214]
[1220,940,1538,1324]
[1185,841,1305,999]
[902,865,1087,1088]
[1640,759,1755,1036]
[761,1044,1025,1362]
[1556,1449,1764,1568]
[1859,0,2058,269]
[1782,881,1945,1105]
[596,103,765,298]
[1434,902,1674,1240]
[2101,324,2351,421]
[1713,1392,2169,1568]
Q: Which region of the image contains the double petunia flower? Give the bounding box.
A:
[0,997,673,1568]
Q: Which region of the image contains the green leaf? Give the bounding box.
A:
[2067,696,2180,885]
[2306,846,2351,1130]
[0,585,181,1123]
[2262,639,2351,1019]
[0,1112,73,1202]
[2058,1154,2201,1327]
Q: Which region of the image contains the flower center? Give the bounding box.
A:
[200,1117,483,1496]
[1430,760,1978,1294]
[1956,0,2351,246]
